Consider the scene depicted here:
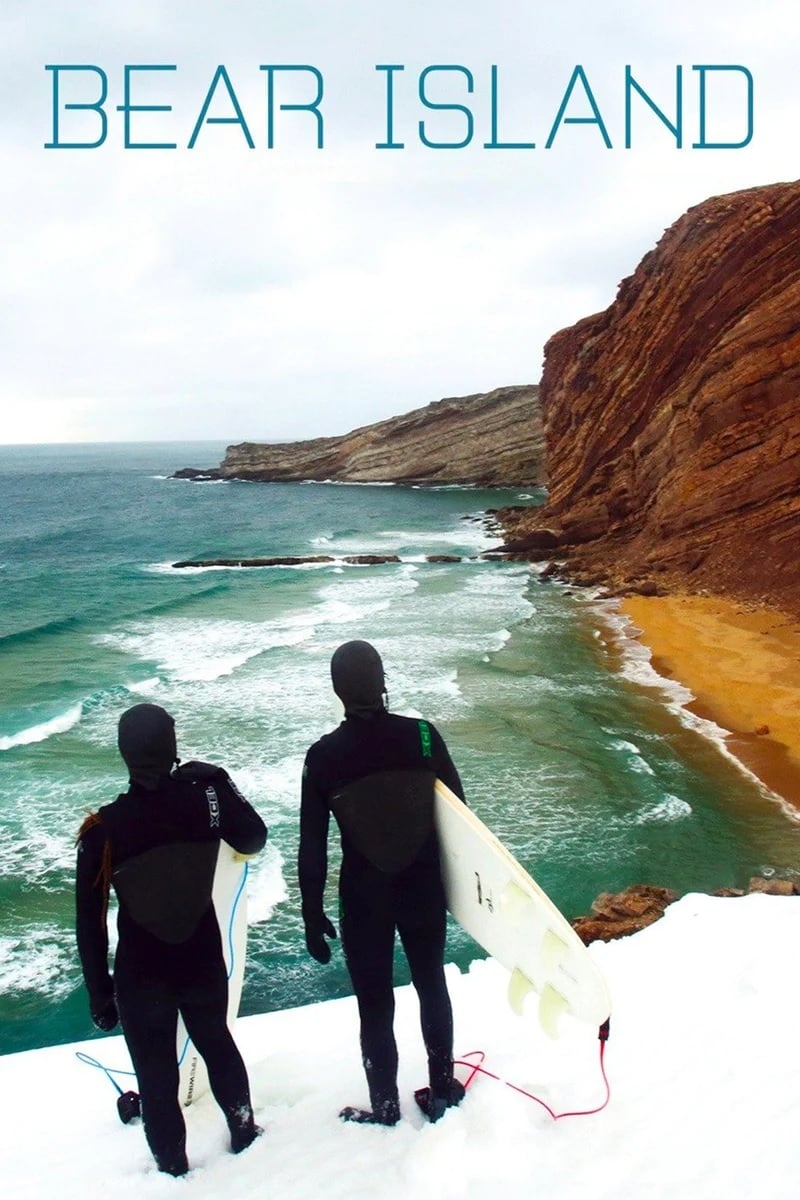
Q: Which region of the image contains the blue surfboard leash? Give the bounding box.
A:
[177,859,248,1067]
[77,859,249,1108]
[75,1052,141,1123]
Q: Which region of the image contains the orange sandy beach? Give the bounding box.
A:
[619,595,800,812]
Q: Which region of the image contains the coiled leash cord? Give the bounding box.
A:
[75,858,250,1123]
[455,1018,611,1121]
[75,1052,141,1123]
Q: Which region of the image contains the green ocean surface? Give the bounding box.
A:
[2,442,799,1057]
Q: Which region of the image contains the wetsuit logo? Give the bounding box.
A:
[206,786,220,827]
[418,720,432,758]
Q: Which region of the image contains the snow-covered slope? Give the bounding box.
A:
[3,894,796,1199]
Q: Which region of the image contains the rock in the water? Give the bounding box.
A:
[172,555,335,568]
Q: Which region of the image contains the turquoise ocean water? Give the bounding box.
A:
[2,441,800,1057]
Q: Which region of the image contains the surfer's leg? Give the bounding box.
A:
[116,976,188,1175]
[179,970,260,1153]
[398,905,457,1098]
[340,905,400,1123]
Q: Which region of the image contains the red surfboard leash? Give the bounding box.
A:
[454,1017,611,1121]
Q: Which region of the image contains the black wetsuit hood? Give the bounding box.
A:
[117,703,178,791]
[331,640,386,717]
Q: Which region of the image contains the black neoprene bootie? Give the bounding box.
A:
[155,1150,189,1177]
[228,1107,263,1154]
[339,1096,400,1126]
[413,1079,466,1123]
[151,1129,189,1177]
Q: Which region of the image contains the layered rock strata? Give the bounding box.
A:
[176,385,544,487]
[497,182,800,618]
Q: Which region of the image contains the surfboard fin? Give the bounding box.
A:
[541,927,571,971]
[499,880,534,922]
[538,983,571,1039]
[508,967,535,1016]
[508,970,571,1037]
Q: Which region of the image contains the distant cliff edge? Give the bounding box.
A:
[176,384,544,487]
[497,181,800,618]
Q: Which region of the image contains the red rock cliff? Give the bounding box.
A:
[500,181,800,616]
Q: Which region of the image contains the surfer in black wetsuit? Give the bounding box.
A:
[298,639,467,1125]
[75,702,267,1176]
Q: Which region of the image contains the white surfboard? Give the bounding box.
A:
[434,780,611,1038]
[177,841,250,1106]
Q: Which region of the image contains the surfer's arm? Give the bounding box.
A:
[297,755,331,925]
[429,723,467,804]
[218,772,268,855]
[176,760,268,854]
[75,824,113,1006]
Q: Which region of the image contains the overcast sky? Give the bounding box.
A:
[2,0,798,444]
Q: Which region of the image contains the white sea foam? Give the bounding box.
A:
[411,483,476,491]
[145,557,424,575]
[307,479,397,487]
[634,794,693,824]
[610,738,642,755]
[0,929,76,999]
[318,518,500,558]
[143,561,208,574]
[247,844,289,924]
[314,572,420,628]
[0,832,75,881]
[387,666,463,706]
[0,703,83,752]
[358,565,534,717]
[377,638,468,716]
[95,618,314,683]
[460,564,534,607]
[126,676,162,695]
[168,642,340,764]
[610,739,656,777]
[144,524,502,574]
[0,764,117,877]
[157,561,518,752]
[216,758,308,821]
[381,527,491,548]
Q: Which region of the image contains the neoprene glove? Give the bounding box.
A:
[91,994,119,1032]
[304,914,337,964]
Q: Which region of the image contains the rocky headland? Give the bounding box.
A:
[176,384,544,487]
[571,877,798,945]
[173,181,800,806]
[496,180,800,619]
